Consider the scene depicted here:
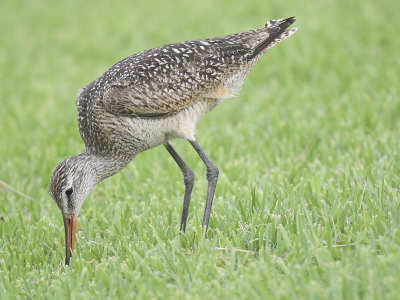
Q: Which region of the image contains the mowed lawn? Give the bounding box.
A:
[1,0,399,298]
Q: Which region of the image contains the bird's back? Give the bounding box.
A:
[75,17,297,156]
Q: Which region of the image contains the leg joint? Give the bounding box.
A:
[206,164,219,181]
[183,167,195,186]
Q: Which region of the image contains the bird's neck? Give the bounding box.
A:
[78,152,130,185]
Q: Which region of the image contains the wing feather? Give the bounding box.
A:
[102,47,224,117]
[99,19,295,118]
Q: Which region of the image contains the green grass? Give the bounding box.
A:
[1,0,400,298]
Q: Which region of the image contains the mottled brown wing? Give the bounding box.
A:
[102,43,233,118]
[103,70,210,117]
[99,18,297,118]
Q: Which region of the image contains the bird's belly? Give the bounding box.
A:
[112,98,222,154]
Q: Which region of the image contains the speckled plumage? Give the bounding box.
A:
[74,17,297,161]
[50,17,297,238]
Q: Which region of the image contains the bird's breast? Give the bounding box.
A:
[90,97,222,159]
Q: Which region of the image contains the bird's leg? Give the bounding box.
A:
[189,140,219,234]
[164,141,195,232]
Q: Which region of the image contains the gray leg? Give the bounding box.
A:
[164,141,195,232]
[189,140,219,234]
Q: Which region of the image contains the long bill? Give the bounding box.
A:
[63,214,77,265]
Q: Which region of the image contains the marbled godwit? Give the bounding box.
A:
[49,17,297,265]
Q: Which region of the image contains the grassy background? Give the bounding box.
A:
[1,0,399,298]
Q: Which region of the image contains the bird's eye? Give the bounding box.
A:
[65,187,73,196]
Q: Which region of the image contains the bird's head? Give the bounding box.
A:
[49,154,98,265]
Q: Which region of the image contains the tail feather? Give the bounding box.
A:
[247,17,297,60]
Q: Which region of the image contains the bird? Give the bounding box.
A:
[49,17,297,265]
